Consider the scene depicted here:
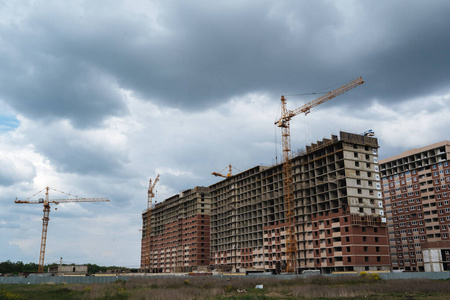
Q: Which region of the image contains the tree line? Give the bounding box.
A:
[0,260,40,274]
[0,260,123,275]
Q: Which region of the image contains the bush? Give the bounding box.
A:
[359,271,368,279]
[359,272,381,282]
[370,273,381,281]
[0,289,23,300]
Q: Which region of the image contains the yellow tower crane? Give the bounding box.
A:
[143,174,159,270]
[211,165,240,178]
[147,175,160,209]
[15,186,109,273]
[274,76,364,273]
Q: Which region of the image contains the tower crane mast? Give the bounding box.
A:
[274,77,364,273]
[144,174,160,270]
[15,187,109,273]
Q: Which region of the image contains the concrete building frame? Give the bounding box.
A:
[210,132,390,274]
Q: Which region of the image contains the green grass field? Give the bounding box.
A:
[1,275,450,300]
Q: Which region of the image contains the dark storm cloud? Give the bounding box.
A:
[72,0,450,108]
[1,0,449,124]
[0,2,128,129]
[0,1,443,126]
[0,58,126,128]
[355,1,450,102]
[159,0,450,107]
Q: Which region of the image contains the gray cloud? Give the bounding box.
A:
[0,157,36,187]
[20,120,130,176]
[1,0,448,128]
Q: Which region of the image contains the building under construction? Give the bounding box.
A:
[210,131,390,274]
[140,187,211,273]
[380,141,450,272]
[141,131,391,273]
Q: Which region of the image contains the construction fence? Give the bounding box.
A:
[1,271,449,285]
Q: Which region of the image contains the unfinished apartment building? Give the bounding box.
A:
[210,131,390,274]
[380,141,450,272]
[140,186,211,273]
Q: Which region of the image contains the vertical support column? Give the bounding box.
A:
[280,96,297,273]
[38,203,50,273]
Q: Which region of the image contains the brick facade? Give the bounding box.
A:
[380,141,450,271]
[140,187,211,272]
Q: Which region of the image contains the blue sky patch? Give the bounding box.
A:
[0,115,20,132]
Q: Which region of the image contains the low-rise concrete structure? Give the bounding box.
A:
[48,265,88,276]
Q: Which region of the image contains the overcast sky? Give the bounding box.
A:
[1,0,449,268]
